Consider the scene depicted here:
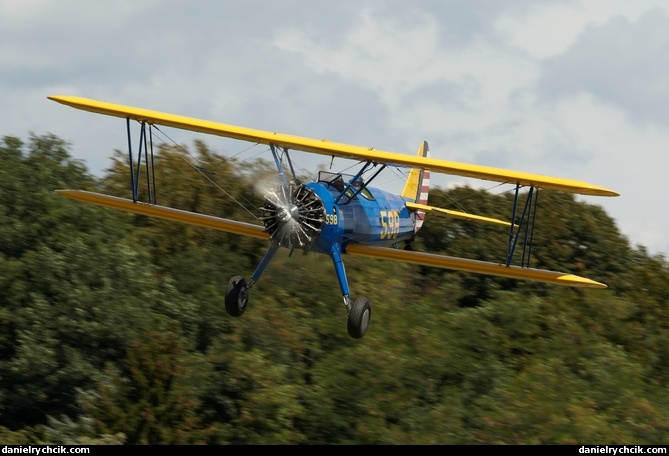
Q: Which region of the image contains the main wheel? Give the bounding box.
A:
[225,276,249,317]
[347,297,372,339]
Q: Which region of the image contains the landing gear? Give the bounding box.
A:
[225,275,249,317]
[226,241,373,338]
[230,144,372,339]
[329,242,374,339]
[347,297,372,339]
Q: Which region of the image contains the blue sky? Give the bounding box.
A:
[2,0,669,258]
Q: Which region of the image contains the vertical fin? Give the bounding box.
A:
[401,141,431,232]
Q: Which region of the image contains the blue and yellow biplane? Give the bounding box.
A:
[49,96,619,339]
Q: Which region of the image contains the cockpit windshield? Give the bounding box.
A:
[318,171,375,200]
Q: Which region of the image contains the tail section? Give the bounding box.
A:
[401,141,431,232]
[401,141,515,233]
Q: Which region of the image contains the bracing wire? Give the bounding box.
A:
[148,125,262,221]
[144,122,523,223]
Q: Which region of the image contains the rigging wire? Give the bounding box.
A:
[149,125,261,221]
[144,123,523,223]
[380,164,520,216]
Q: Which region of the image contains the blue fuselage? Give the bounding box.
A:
[306,181,415,255]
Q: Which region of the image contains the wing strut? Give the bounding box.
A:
[506,185,539,267]
[269,144,304,192]
[270,144,290,189]
[126,118,158,204]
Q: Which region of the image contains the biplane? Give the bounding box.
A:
[48,95,619,339]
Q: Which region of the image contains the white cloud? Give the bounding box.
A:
[495,3,594,59]
[274,7,442,108]
[272,6,539,156]
[2,0,669,258]
[272,2,669,257]
[494,0,669,59]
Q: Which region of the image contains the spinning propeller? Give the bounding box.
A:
[259,181,326,252]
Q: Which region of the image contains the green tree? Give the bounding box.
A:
[0,134,198,430]
[83,326,215,444]
[3,131,669,445]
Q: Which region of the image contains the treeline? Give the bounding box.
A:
[1,133,668,444]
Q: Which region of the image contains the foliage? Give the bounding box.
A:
[1,133,669,444]
[82,327,215,444]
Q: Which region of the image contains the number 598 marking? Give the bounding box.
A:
[380,210,400,239]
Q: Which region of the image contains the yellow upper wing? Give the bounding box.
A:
[48,95,619,197]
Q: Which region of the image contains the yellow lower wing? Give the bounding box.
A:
[345,244,606,289]
[48,95,618,197]
[56,190,269,239]
[57,190,606,288]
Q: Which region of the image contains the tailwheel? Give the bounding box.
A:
[347,297,372,339]
[225,275,249,317]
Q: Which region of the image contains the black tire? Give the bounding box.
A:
[225,276,249,317]
[347,297,372,339]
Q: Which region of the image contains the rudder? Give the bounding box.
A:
[401,141,431,232]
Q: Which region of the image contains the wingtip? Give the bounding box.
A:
[580,184,619,197]
[47,95,71,105]
[558,274,608,289]
[48,95,89,106]
[598,187,620,198]
[55,189,82,201]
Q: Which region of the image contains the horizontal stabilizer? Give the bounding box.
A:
[55,190,269,239]
[406,202,512,227]
[345,244,607,288]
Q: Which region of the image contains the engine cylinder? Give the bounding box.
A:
[259,182,326,251]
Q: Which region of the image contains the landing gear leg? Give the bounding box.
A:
[225,243,279,318]
[330,243,371,339]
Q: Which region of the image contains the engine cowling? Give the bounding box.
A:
[259,182,326,251]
